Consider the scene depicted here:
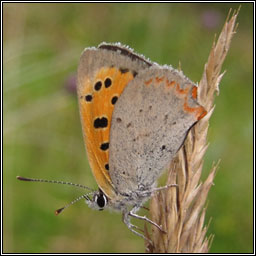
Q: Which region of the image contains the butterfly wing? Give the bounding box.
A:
[77,43,152,198]
[109,67,206,196]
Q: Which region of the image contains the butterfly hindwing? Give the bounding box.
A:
[109,67,206,195]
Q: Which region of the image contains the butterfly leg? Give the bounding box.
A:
[149,183,178,194]
[122,211,152,243]
[128,206,166,233]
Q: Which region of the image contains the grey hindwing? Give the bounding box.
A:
[109,67,200,196]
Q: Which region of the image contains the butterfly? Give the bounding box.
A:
[76,42,206,237]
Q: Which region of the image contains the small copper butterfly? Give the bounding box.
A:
[17,42,207,240]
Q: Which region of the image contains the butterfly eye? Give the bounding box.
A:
[94,193,108,210]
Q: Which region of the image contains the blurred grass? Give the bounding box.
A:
[3,3,253,253]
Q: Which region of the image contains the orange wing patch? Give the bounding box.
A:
[79,67,134,198]
[183,99,207,121]
[166,79,175,88]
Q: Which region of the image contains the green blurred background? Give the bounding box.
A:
[3,3,253,253]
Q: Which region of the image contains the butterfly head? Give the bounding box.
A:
[86,189,108,211]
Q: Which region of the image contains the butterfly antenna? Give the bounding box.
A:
[16,176,94,192]
[55,194,91,215]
